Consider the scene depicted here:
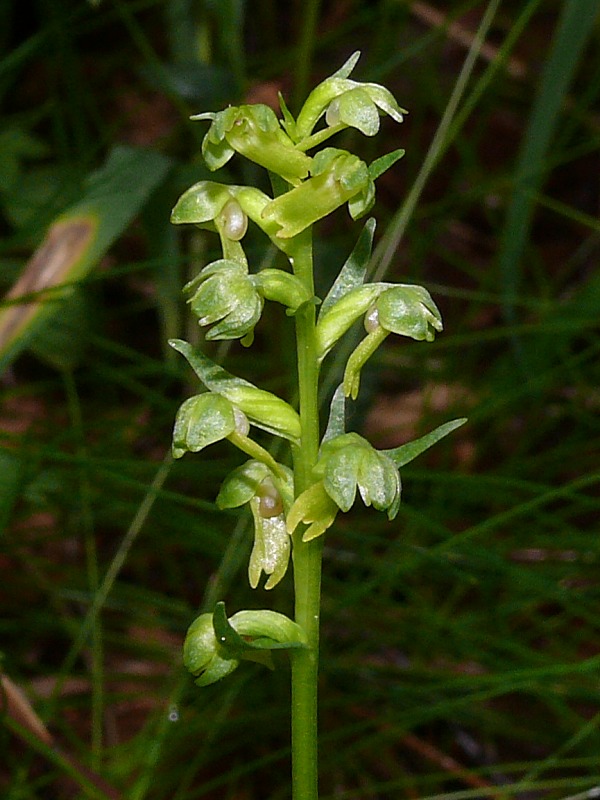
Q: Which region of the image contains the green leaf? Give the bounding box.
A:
[384,418,468,468]
[0,145,172,371]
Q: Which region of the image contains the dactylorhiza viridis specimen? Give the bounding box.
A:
[170,52,466,796]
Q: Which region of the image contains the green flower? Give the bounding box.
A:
[294,51,407,142]
[316,433,401,517]
[171,387,293,481]
[183,260,311,344]
[185,259,263,342]
[172,392,239,459]
[218,460,294,589]
[287,433,401,540]
[374,284,443,341]
[171,181,251,264]
[192,104,312,185]
[171,180,299,257]
[183,613,239,687]
[344,284,443,398]
[183,603,306,687]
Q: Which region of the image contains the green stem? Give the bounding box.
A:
[290,231,322,800]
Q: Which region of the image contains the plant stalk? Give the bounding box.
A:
[290,231,322,800]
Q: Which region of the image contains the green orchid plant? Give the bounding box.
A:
[170,51,466,800]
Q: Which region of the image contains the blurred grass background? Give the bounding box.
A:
[1,1,600,798]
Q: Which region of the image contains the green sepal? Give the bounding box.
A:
[316,433,401,517]
[170,339,301,444]
[347,178,375,221]
[187,259,264,341]
[328,87,381,136]
[322,385,347,443]
[211,602,250,658]
[333,50,362,79]
[294,51,407,141]
[171,180,234,227]
[217,459,294,510]
[229,607,307,650]
[217,460,273,509]
[172,393,236,458]
[213,602,307,655]
[384,418,468,468]
[183,612,239,687]
[375,284,443,341]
